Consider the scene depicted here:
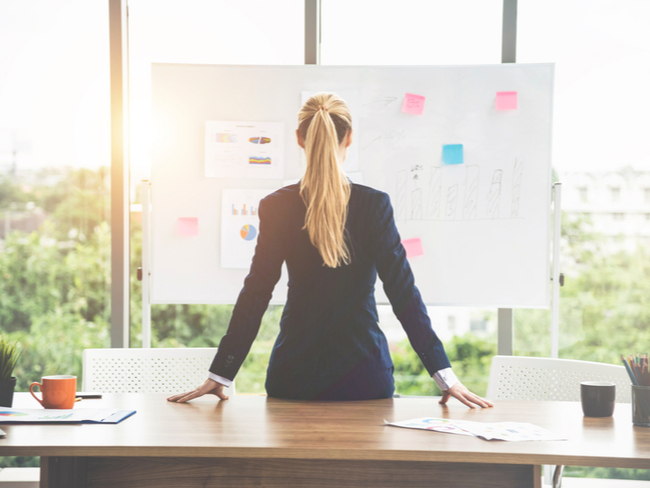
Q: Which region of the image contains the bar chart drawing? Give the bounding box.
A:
[425,168,442,219]
[411,188,423,220]
[511,159,523,218]
[463,165,480,219]
[486,170,503,219]
[396,170,407,221]
[446,184,459,219]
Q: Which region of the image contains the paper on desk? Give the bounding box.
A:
[0,428,5,437]
[0,408,135,424]
[451,420,566,441]
[384,418,473,436]
[385,418,566,441]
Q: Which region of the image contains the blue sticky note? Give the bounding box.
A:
[442,144,464,165]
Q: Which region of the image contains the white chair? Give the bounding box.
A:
[487,355,631,403]
[82,347,235,395]
[487,355,634,488]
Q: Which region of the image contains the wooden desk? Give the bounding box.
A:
[1,393,649,488]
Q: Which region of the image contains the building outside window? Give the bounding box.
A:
[578,186,588,202]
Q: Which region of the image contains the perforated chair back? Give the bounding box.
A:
[487,355,630,403]
[82,348,234,395]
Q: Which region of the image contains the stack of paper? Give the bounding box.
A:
[385,417,566,441]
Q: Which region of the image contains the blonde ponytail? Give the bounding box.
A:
[298,93,352,268]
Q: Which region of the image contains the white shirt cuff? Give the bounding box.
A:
[208,372,233,388]
[432,367,458,391]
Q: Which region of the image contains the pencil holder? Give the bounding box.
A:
[632,385,650,427]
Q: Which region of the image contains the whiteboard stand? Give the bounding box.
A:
[497,309,513,355]
[550,182,562,358]
[141,180,152,348]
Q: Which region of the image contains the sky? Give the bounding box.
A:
[0,0,648,180]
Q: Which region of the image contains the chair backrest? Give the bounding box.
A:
[487,355,630,403]
[82,347,235,395]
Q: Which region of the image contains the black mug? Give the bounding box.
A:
[580,381,615,417]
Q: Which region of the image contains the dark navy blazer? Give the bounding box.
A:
[210,183,451,383]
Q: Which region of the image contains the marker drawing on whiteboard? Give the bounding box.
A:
[487,170,503,219]
[425,167,442,220]
[411,188,423,220]
[463,165,480,219]
[363,97,398,108]
[396,171,407,221]
[362,135,383,151]
[446,184,459,219]
[511,159,523,217]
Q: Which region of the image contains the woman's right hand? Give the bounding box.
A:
[167,378,229,403]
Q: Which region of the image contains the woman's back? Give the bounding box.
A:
[264,182,394,379]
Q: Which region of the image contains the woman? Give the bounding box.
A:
[169,93,492,407]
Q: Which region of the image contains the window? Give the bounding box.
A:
[447,315,457,333]
[645,188,650,204]
[610,187,621,202]
[321,0,502,65]
[613,213,625,221]
[470,319,487,333]
[578,186,589,202]
[0,0,110,470]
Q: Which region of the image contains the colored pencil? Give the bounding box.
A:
[622,355,638,385]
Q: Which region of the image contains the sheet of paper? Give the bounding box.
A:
[495,91,518,110]
[401,93,426,115]
[442,144,464,165]
[0,408,134,424]
[221,188,273,269]
[386,417,566,442]
[301,91,360,172]
[205,121,285,179]
[402,237,424,259]
[0,428,5,437]
[452,420,567,441]
[177,217,199,236]
[385,417,474,436]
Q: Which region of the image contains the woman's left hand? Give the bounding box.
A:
[439,382,493,409]
[167,378,229,403]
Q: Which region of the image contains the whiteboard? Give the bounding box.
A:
[151,63,553,307]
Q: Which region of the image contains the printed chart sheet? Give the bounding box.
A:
[205,121,285,179]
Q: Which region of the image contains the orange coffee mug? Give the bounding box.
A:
[30,375,77,409]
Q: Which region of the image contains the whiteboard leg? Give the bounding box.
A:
[498,308,513,356]
[550,183,562,359]
[141,180,152,349]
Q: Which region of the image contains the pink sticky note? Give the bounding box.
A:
[496,91,518,110]
[177,217,199,236]
[402,93,426,115]
[402,238,424,259]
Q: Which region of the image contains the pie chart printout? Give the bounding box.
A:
[240,224,257,241]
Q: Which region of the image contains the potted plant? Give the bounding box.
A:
[0,335,20,407]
